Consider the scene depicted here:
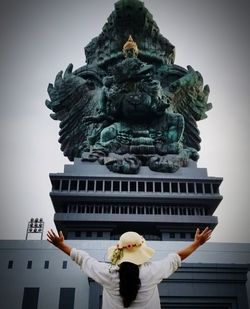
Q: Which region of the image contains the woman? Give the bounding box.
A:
[47,227,212,308]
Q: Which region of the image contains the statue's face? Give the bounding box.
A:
[125,48,137,58]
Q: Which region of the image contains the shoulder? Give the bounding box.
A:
[141,253,181,267]
[153,253,181,268]
[140,253,181,281]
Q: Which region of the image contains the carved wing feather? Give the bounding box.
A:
[46,63,103,160]
[160,65,212,151]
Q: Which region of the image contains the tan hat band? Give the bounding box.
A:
[117,240,144,250]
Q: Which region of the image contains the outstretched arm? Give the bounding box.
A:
[47,229,72,256]
[177,227,212,261]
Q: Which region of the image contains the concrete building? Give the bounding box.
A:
[0,159,249,308]
[0,239,249,309]
[50,159,222,241]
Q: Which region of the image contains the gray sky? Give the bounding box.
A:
[0,0,249,242]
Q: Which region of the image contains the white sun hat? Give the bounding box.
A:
[107,231,155,265]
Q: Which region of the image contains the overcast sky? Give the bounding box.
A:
[0,0,249,243]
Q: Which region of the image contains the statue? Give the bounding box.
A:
[46,0,211,174]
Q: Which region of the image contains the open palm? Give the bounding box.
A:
[194,227,212,245]
[47,229,64,247]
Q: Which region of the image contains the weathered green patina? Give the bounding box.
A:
[46,0,211,174]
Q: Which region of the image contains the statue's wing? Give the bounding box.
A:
[46,64,103,160]
[158,65,212,151]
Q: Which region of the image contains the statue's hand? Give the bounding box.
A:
[47,63,87,110]
[168,65,202,92]
[57,63,86,86]
[46,63,88,119]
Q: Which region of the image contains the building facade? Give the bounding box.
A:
[0,160,249,309]
[50,159,222,242]
[0,239,249,309]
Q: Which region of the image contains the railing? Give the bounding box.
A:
[66,203,208,216]
[52,178,220,195]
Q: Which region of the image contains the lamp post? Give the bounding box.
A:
[25,218,44,240]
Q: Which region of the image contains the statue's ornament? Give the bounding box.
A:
[123,35,139,58]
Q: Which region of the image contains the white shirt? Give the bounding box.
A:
[70,248,181,309]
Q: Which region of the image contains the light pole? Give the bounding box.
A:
[25,218,44,240]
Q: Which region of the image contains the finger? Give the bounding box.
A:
[59,231,64,238]
[46,234,52,241]
[47,84,54,97]
[204,229,212,237]
[47,231,53,239]
[47,237,53,242]
[64,63,73,76]
[205,235,211,242]
[201,227,209,235]
[195,228,200,236]
[55,71,63,85]
[196,71,203,82]
[47,229,54,235]
[47,233,54,239]
[204,231,212,241]
[50,229,57,237]
[203,84,210,96]
[187,65,194,72]
[206,231,213,238]
[47,230,54,239]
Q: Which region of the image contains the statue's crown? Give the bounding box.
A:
[123,35,139,55]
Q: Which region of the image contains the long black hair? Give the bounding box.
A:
[119,262,141,308]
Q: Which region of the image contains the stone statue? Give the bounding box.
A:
[46,0,211,174]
